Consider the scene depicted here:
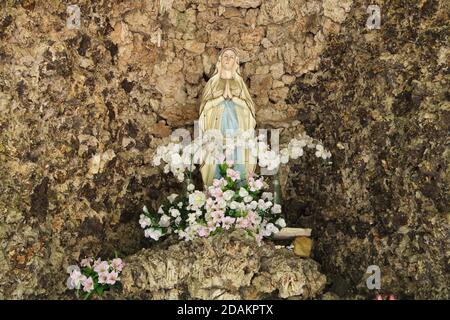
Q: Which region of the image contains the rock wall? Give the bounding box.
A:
[0,0,448,299]
[283,0,449,299]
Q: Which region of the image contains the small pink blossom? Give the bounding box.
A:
[211,210,225,223]
[212,178,227,188]
[225,159,234,167]
[69,270,87,289]
[247,211,257,224]
[247,170,256,179]
[236,217,251,229]
[221,216,236,230]
[210,187,223,199]
[92,258,102,269]
[226,168,241,181]
[93,261,109,274]
[111,258,124,272]
[82,277,94,292]
[197,226,209,237]
[98,272,108,284]
[80,258,93,268]
[106,271,119,285]
[249,177,264,191]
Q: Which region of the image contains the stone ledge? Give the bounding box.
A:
[119,230,326,299]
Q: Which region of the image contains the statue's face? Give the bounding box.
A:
[221,50,236,71]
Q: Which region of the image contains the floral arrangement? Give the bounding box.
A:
[145,129,331,243]
[152,130,331,181]
[140,161,286,243]
[66,256,124,299]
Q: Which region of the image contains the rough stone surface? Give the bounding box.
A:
[0,0,448,300]
[120,231,326,299]
[283,1,449,300]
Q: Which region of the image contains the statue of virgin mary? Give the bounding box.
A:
[198,48,257,187]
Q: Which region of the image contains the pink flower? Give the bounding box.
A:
[111,258,123,272]
[80,258,93,268]
[374,294,383,300]
[247,211,257,224]
[92,258,102,269]
[106,271,119,285]
[210,187,223,199]
[249,177,264,191]
[226,168,241,181]
[236,217,251,229]
[198,226,209,237]
[211,210,224,223]
[247,170,256,179]
[68,270,87,289]
[93,261,109,274]
[387,294,396,300]
[213,178,227,188]
[98,272,108,284]
[221,216,236,230]
[82,277,94,292]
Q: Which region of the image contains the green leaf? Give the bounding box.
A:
[96,286,104,296]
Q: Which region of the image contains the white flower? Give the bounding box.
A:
[271,204,282,214]
[195,210,202,217]
[139,214,152,228]
[258,148,281,171]
[275,218,286,228]
[170,208,181,217]
[175,217,182,224]
[247,201,258,210]
[216,198,227,209]
[144,228,163,241]
[315,144,331,159]
[189,191,206,208]
[159,215,171,227]
[177,202,183,208]
[258,199,273,211]
[143,205,150,214]
[261,192,273,201]
[187,213,197,224]
[229,201,240,210]
[243,195,253,203]
[170,153,183,166]
[167,194,178,203]
[158,206,164,214]
[290,146,304,159]
[223,190,235,201]
[187,184,195,191]
[238,188,249,198]
[265,223,279,235]
[66,265,80,275]
[280,148,290,164]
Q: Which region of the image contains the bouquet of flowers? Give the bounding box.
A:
[140,161,286,243]
[66,256,124,299]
